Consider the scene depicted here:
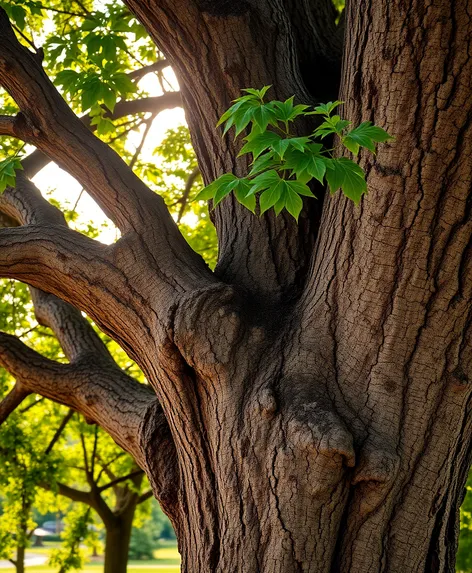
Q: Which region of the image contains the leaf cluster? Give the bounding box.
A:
[196,87,393,220]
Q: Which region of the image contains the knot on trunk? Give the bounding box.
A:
[278,379,356,470]
[351,442,400,516]
[173,283,245,372]
[283,400,356,470]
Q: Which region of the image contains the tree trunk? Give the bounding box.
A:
[123,1,472,571]
[0,0,471,572]
[103,512,135,573]
[15,545,25,573]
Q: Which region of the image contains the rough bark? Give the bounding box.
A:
[0,1,471,572]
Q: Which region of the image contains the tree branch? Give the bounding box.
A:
[0,115,18,138]
[0,383,30,424]
[0,224,114,311]
[98,469,144,492]
[137,489,153,504]
[45,409,74,455]
[53,483,94,506]
[0,8,175,233]
[128,60,169,81]
[0,331,158,466]
[177,166,200,223]
[22,92,182,178]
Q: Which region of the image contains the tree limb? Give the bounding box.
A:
[98,469,144,492]
[0,383,30,424]
[45,409,74,455]
[0,8,175,233]
[0,115,18,138]
[0,331,157,466]
[51,482,94,506]
[128,60,170,81]
[177,166,200,223]
[22,92,182,178]
[137,489,153,504]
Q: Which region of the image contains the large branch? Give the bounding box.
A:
[0,9,179,234]
[125,0,334,303]
[0,332,156,465]
[22,92,182,178]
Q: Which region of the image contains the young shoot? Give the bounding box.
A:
[194,86,393,220]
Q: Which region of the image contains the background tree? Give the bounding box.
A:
[0,1,471,572]
[45,418,155,573]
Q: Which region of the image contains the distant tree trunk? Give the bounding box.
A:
[103,512,135,573]
[15,545,25,573]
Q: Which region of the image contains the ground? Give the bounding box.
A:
[0,543,180,572]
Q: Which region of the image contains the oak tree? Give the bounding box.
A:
[0,1,471,572]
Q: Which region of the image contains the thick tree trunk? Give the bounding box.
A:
[122,1,472,572]
[0,0,471,572]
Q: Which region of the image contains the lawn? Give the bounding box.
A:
[0,545,180,572]
[9,564,180,573]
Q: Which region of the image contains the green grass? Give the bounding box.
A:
[0,544,180,572]
[9,564,180,573]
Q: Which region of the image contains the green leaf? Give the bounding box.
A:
[251,104,278,131]
[241,86,272,100]
[285,180,315,198]
[101,86,117,112]
[313,116,350,139]
[309,100,343,117]
[284,190,303,220]
[234,180,256,213]
[239,132,281,159]
[284,146,326,184]
[0,157,23,194]
[259,182,284,214]
[271,136,311,159]
[342,121,393,155]
[101,36,117,62]
[234,105,258,137]
[109,74,135,97]
[96,117,115,136]
[248,151,278,176]
[10,6,27,29]
[193,173,237,203]
[81,18,99,31]
[247,170,281,196]
[84,33,102,57]
[55,70,80,92]
[325,157,367,204]
[214,176,239,206]
[272,97,309,123]
[81,77,103,111]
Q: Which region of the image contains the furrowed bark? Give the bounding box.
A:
[124,0,341,303]
[0,176,179,493]
[294,0,472,570]
[0,173,214,362]
[1,1,471,571]
[0,331,154,466]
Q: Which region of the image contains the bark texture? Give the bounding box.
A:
[0,1,471,572]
